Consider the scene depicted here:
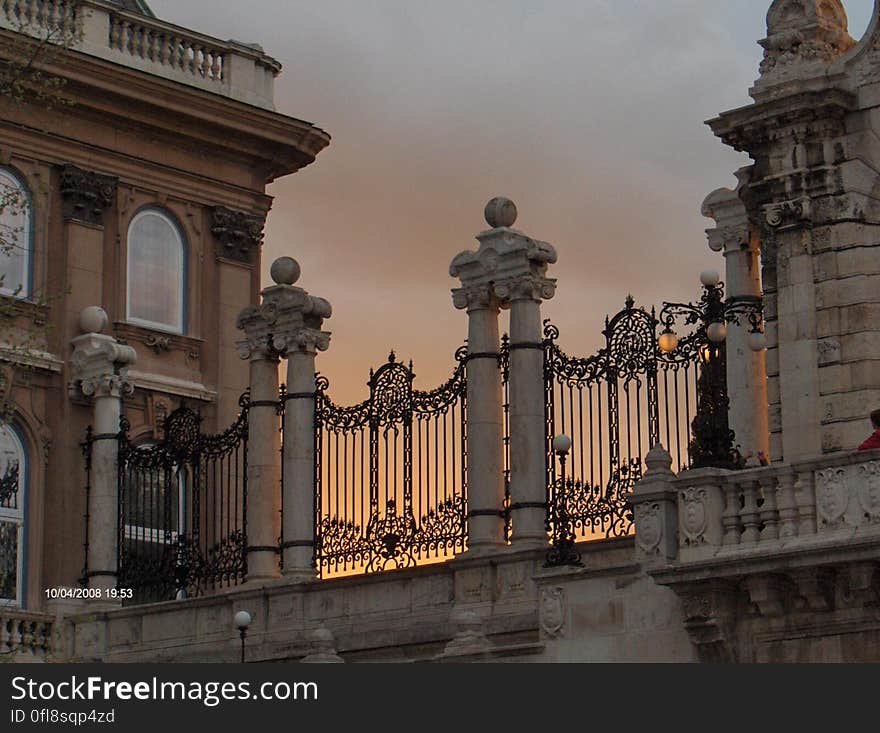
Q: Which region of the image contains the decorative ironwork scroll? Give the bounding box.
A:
[112,396,249,604]
[542,296,703,541]
[314,348,467,577]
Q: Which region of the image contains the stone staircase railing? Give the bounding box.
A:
[1,609,54,661]
[0,0,280,109]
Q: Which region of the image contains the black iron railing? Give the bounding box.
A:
[114,397,249,604]
[314,349,468,577]
[541,296,703,541]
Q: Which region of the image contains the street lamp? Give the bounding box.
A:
[545,434,583,568]
[658,271,764,469]
[234,610,251,664]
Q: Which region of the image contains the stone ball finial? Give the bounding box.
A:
[270,256,301,285]
[645,444,673,473]
[79,306,109,335]
[484,197,517,229]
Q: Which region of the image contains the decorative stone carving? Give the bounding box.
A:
[58,164,117,226]
[440,608,491,657]
[680,487,709,547]
[743,574,788,617]
[791,567,835,612]
[764,198,811,229]
[540,587,565,638]
[69,309,137,401]
[634,502,662,556]
[815,467,848,527]
[679,584,738,663]
[758,0,855,78]
[858,462,880,524]
[300,626,344,663]
[210,205,265,263]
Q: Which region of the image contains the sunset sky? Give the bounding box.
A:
[152,0,876,404]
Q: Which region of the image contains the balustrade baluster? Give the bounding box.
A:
[796,469,817,536]
[758,473,779,542]
[776,469,798,538]
[721,478,742,545]
[740,479,761,542]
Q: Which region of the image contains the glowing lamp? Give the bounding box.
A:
[658,329,678,354]
[699,270,720,288]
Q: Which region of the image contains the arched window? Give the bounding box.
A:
[0,424,26,607]
[126,208,186,334]
[0,168,32,299]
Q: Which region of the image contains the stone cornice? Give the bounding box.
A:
[1,37,331,180]
[58,163,117,226]
[707,88,857,153]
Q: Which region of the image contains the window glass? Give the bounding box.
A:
[126,209,185,333]
[0,424,26,606]
[0,168,31,298]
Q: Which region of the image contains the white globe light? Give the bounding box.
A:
[234,610,252,630]
[747,331,767,352]
[552,434,572,455]
[707,322,727,343]
[699,270,720,287]
[658,330,679,354]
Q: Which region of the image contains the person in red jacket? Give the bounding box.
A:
[858,409,880,451]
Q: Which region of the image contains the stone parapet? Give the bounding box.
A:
[0,0,281,109]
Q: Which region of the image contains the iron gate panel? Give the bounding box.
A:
[116,397,249,604]
[314,349,467,577]
[541,297,702,541]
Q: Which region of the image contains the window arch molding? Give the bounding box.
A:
[0,421,28,608]
[125,206,187,334]
[0,166,33,299]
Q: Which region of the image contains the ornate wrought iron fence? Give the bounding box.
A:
[542,296,702,541]
[115,398,249,604]
[314,349,467,577]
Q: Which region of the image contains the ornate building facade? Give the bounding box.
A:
[0,0,329,612]
[4,0,880,664]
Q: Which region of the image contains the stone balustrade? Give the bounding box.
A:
[0,0,280,109]
[1,609,54,661]
[634,448,880,566]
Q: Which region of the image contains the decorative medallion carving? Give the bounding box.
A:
[858,462,880,524]
[210,206,265,263]
[815,467,848,527]
[540,587,565,638]
[58,164,117,226]
[680,488,709,546]
[634,502,662,555]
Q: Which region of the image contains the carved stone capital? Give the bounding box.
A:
[211,206,265,263]
[58,164,117,226]
[451,284,497,312]
[237,280,332,359]
[493,273,557,303]
[69,333,137,401]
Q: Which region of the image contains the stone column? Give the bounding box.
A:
[702,186,769,461]
[239,257,331,581]
[491,204,557,548]
[451,197,554,552]
[234,315,281,584]
[69,307,136,593]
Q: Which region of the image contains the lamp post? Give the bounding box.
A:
[234,610,251,664]
[545,434,583,568]
[658,270,764,469]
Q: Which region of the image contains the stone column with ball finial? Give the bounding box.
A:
[69,306,137,593]
[237,257,331,581]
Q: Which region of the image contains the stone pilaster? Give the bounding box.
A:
[69,307,136,594]
[702,185,769,461]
